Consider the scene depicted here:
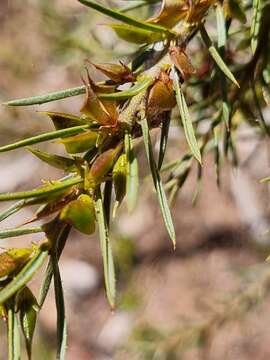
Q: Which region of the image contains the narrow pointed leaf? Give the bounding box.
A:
[140,117,176,249]
[17,287,38,360]
[78,0,173,35]
[8,300,21,360]
[0,226,43,239]
[200,25,239,87]
[251,0,261,54]
[95,190,116,309]
[27,147,76,171]
[39,222,70,308]
[158,113,170,170]
[173,69,202,164]
[216,4,226,48]
[0,248,48,304]
[0,176,83,201]
[109,24,164,44]
[0,125,89,153]
[52,252,67,360]
[4,79,152,107]
[100,77,152,100]
[3,86,86,106]
[124,133,139,213]
[0,200,26,223]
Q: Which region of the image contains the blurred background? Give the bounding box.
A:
[1,0,270,359]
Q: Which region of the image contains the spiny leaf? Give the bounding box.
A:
[251,0,262,54]
[200,25,239,88]
[140,117,176,249]
[0,125,90,153]
[124,132,139,213]
[0,226,43,239]
[172,69,202,164]
[0,248,48,304]
[27,147,76,171]
[0,176,83,201]
[95,190,116,309]
[77,0,174,35]
[7,299,21,360]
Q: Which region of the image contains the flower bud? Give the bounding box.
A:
[87,143,123,188]
[113,153,127,205]
[60,194,96,235]
[169,46,196,81]
[147,69,176,117]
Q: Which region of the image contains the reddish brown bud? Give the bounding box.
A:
[147,70,176,117]
[169,46,196,81]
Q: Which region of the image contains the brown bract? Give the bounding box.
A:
[89,61,136,83]
[169,46,196,80]
[147,69,176,117]
[80,70,118,127]
[148,0,217,28]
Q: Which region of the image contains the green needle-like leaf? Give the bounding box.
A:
[200,25,239,88]
[0,226,43,239]
[4,86,86,106]
[7,299,21,360]
[124,132,139,213]
[158,113,170,170]
[101,77,153,100]
[78,0,173,35]
[173,69,202,164]
[0,125,90,153]
[4,78,152,107]
[0,248,48,304]
[140,117,176,249]
[0,200,26,223]
[52,253,67,360]
[39,220,70,308]
[251,0,262,54]
[95,190,116,309]
[216,4,226,48]
[0,176,83,201]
